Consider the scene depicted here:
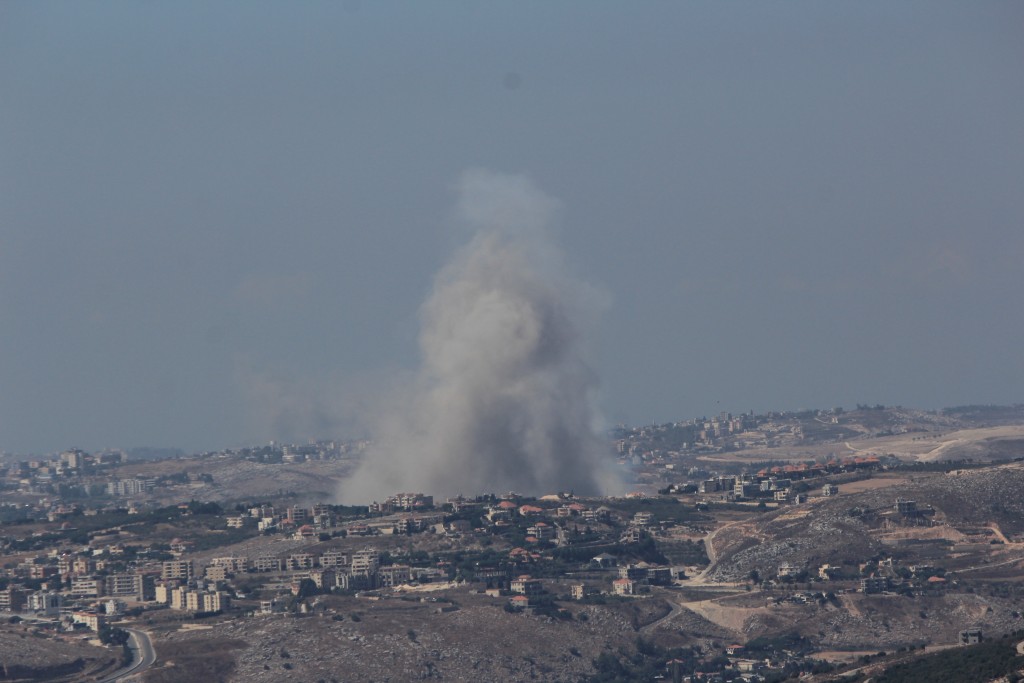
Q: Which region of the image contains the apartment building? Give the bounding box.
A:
[161,560,194,581]
[105,573,145,601]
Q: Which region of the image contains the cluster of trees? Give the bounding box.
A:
[549,535,668,568]
[98,625,133,666]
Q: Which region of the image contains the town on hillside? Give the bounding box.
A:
[2,404,1024,681]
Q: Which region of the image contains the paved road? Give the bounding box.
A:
[640,597,684,633]
[98,628,156,683]
[957,553,1024,574]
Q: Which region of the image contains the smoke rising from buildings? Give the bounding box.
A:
[338,169,623,502]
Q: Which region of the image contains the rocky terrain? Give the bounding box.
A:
[706,463,1024,583]
[659,589,1023,653]
[143,593,672,683]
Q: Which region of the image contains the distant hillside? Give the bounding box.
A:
[709,463,1024,583]
[942,404,1024,426]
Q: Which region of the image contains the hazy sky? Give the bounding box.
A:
[1,2,1022,455]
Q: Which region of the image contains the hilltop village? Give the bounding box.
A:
[2,404,1024,682]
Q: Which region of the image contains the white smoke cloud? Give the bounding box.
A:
[337,169,622,502]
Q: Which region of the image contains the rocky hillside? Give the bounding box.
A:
[143,593,675,683]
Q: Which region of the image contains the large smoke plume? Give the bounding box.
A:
[338,169,622,502]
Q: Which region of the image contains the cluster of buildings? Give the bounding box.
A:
[0,583,136,635]
[232,496,450,539]
[106,478,156,497]
[0,448,127,495]
[230,502,341,534]
[188,547,444,595]
[241,439,367,464]
[609,562,676,595]
[617,407,912,472]
[481,497,612,542]
[683,456,887,506]
[368,492,434,513]
[488,558,680,611]
[615,408,860,465]
[0,439,371,524]
[0,542,447,627]
[769,529,952,596]
[0,556,155,628]
[155,581,228,613]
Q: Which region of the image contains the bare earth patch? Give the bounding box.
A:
[838,476,912,494]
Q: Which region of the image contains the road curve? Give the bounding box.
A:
[640,597,684,633]
[98,627,156,683]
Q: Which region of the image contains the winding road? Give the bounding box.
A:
[690,518,751,586]
[638,520,759,635]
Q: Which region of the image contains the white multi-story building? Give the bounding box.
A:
[170,586,188,610]
[185,591,202,612]
[202,591,227,612]
[106,478,155,496]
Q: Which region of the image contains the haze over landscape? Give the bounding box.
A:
[2,2,1023,455]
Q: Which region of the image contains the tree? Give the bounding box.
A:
[295,578,318,599]
[99,625,130,646]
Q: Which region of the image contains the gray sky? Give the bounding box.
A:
[1,2,1022,455]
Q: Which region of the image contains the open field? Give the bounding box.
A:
[845,425,1024,462]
